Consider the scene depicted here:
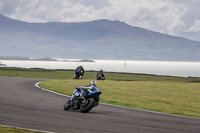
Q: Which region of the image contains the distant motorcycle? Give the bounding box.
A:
[96,74,105,80]
[96,69,105,80]
[74,70,84,79]
[64,86,101,113]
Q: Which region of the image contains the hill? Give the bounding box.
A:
[0,14,200,61]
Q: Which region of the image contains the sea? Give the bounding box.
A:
[1,59,200,78]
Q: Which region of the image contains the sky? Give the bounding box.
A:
[0,0,200,41]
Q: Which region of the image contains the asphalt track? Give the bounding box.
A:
[0,77,199,133]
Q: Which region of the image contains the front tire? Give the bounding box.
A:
[74,74,79,79]
[64,100,71,110]
[80,98,95,113]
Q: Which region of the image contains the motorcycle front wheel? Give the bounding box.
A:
[74,75,79,79]
[80,98,95,113]
[64,100,71,110]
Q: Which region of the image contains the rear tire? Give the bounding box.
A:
[64,100,71,110]
[80,98,95,113]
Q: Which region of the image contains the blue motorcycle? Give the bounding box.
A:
[64,86,102,113]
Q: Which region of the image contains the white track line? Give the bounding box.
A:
[35,82,70,97]
[35,81,200,120]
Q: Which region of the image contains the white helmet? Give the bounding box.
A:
[90,80,97,86]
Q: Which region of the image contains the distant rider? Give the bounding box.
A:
[96,69,105,80]
[74,66,84,79]
[70,80,99,109]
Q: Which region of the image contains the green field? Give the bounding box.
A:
[40,79,200,118]
[1,67,200,82]
[1,67,200,120]
[0,126,44,133]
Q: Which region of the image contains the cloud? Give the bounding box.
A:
[0,0,109,22]
[186,19,200,32]
[93,0,187,37]
[0,0,200,41]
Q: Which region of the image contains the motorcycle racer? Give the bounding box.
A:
[70,80,99,109]
[74,66,84,79]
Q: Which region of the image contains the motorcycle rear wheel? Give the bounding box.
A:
[80,98,95,113]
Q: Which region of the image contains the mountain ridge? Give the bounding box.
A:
[0,14,200,61]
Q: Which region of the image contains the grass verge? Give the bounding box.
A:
[0,126,44,133]
[39,79,200,118]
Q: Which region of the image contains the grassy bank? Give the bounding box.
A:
[40,79,200,118]
[0,126,44,133]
